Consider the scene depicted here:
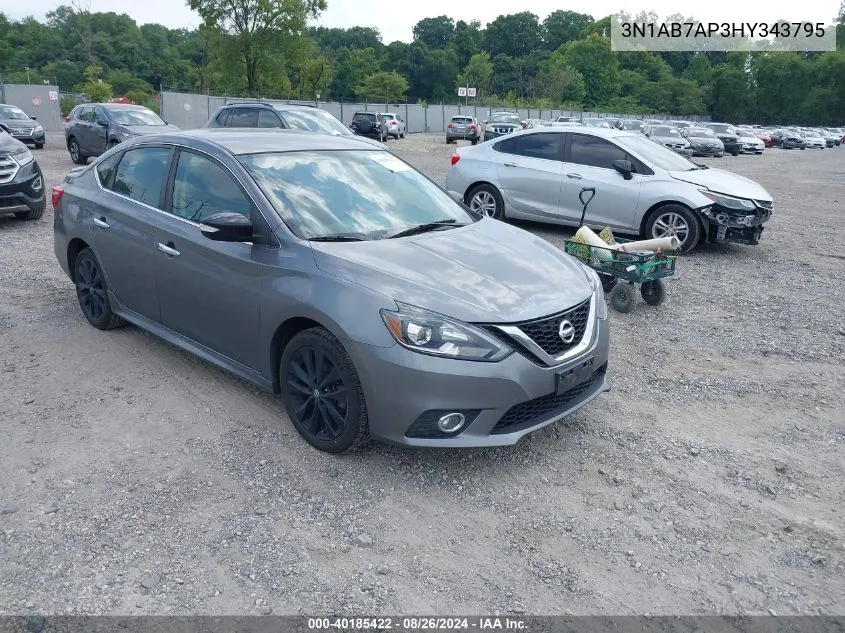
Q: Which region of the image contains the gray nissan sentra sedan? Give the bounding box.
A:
[52,129,610,453]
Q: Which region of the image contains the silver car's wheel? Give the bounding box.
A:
[468,185,503,219]
[646,205,700,253]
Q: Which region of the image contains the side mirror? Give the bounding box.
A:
[200,212,254,242]
[483,120,489,125]
[31,116,37,120]
[612,159,634,180]
[97,119,108,127]
[0,122,8,133]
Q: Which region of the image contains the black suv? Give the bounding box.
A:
[349,111,388,141]
[0,124,46,221]
[702,123,742,156]
[0,103,45,149]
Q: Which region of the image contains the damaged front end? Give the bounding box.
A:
[696,190,773,246]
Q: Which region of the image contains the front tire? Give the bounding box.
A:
[34,143,44,150]
[466,183,505,220]
[645,204,701,253]
[14,199,46,221]
[73,248,125,330]
[640,279,666,306]
[280,328,369,454]
[610,283,636,313]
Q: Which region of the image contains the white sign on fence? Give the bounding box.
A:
[467,87,477,97]
[457,87,467,97]
[48,91,58,101]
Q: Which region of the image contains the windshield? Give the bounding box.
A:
[240,150,476,240]
[451,117,472,124]
[688,128,716,137]
[622,121,644,130]
[0,106,30,120]
[708,124,734,134]
[585,119,610,127]
[280,109,351,136]
[491,114,520,124]
[382,114,395,121]
[736,130,755,137]
[652,126,681,137]
[615,134,699,171]
[109,108,166,126]
[354,113,376,121]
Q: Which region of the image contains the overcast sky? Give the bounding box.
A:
[2,0,839,44]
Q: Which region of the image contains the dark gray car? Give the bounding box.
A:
[483,112,522,141]
[0,126,46,220]
[52,129,610,453]
[643,124,693,157]
[65,103,179,165]
[0,104,46,148]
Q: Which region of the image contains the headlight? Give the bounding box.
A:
[380,302,512,361]
[12,149,34,166]
[580,264,608,319]
[699,189,756,211]
[34,125,43,133]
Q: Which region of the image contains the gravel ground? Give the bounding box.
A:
[0,133,843,616]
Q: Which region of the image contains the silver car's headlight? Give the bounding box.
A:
[12,149,34,166]
[580,264,608,319]
[699,189,756,211]
[380,302,512,361]
[34,125,43,133]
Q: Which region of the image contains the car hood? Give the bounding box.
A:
[120,124,181,135]
[0,131,27,155]
[0,117,35,127]
[686,136,722,144]
[309,218,593,324]
[669,168,772,202]
[652,135,687,144]
[713,132,738,140]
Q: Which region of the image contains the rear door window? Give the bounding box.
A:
[110,147,172,208]
[225,108,258,127]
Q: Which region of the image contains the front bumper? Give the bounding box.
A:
[0,162,45,216]
[345,315,610,447]
[740,144,764,153]
[699,203,772,246]
[690,145,723,156]
[720,140,742,153]
[6,130,46,145]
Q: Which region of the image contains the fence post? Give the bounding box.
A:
[424,105,428,133]
[441,101,445,133]
[340,100,344,124]
[404,99,409,133]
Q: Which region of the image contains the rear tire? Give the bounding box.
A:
[73,248,126,330]
[280,328,369,454]
[13,199,46,221]
[68,137,87,165]
[466,183,505,220]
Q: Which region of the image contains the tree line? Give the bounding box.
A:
[1,2,844,124]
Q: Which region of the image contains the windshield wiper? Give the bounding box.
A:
[308,234,368,242]
[387,219,467,239]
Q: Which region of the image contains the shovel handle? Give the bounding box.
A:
[579,187,596,207]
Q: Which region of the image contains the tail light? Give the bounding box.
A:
[450,154,460,166]
[468,124,476,130]
[51,185,65,209]
[448,123,454,128]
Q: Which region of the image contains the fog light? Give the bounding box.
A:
[31,177,43,192]
[437,412,466,433]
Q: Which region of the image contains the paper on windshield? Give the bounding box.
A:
[368,153,412,172]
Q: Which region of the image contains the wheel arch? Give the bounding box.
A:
[463,180,502,204]
[269,316,330,394]
[638,200,702,238]
[66,238,91,283]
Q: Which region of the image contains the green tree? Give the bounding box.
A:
[355,71,408,102]
[456,52,493,98]
[542,10,593,51]
[484,12,542,58]
[188,0,327,96]
[562,35,619,106]
[330,47,379,99]
[710,63,750,121]
[81,64,113,101]
[534,52,587,104]
[453,20,482,67]
[412,16,454,49]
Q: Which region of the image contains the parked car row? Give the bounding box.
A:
[0,103,46,148]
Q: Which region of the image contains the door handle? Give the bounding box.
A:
[157,242,181,257]
[566,173,583,179]
[92,217,109,229]
[503,162,518,167]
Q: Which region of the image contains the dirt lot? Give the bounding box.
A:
[0,133,843,616]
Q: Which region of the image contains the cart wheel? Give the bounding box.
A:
[610,283,636,313]
[640,279,666,306]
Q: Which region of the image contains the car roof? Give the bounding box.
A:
[219,102,317,111]
[124,128,384,156]
[500,126,638,141]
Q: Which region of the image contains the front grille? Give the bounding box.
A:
[9,128,34,136]
[0,156,19,184]
[494,127,515,134]
[492,366,605,433]
[512,299,591,358]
